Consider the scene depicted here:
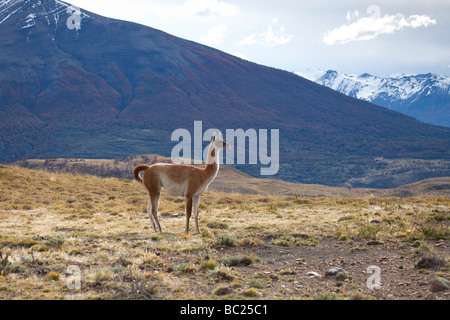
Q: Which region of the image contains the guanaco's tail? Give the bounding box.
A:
[133,164,150,183]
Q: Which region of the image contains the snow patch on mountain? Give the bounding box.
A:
[297,69,450,103]
[0,0,29,24]
[0,0,91,30]
[0,0,24,25]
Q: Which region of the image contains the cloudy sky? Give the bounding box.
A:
[68,0,450,77]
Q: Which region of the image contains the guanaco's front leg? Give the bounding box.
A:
[193,195,200,234]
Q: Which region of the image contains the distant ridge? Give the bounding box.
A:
[13,156,450,197]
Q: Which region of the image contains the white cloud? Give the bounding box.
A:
[406,15,436,28]
[182,0,239,17]
[134,0,239,20]
[324,8,437,45]
[198,24,227,47]
[238,34,258,47]
[346,10,360,22]
[238,19,293,47]
[67,0,239,25]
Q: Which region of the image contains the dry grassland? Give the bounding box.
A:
[0,165,448,300]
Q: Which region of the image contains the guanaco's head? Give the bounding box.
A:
[211,132,230,151]
[206,133,230,164]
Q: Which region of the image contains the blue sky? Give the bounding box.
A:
[68,0,450,77]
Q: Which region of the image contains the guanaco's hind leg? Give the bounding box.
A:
[147,193,162,233]
[185,196,193,234]
[147,199,157,231]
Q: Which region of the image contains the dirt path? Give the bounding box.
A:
[165,238,449,300]
[253,239,448,300]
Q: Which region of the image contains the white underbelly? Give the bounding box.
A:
[160,175,188,197]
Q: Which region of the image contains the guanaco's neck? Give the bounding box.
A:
[204,145,220,177]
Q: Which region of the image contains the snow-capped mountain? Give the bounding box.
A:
[0,0,91,29]
[297,69,450,127]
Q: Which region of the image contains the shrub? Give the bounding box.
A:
[213,285,232,296]
[242,237,263,247]
[45,272,61,281]
[210,269,235,282]
[415,256,447,270]
[280,269,297,275]
[335,272,353,281]
[215,234,236,247]
[44,238,64,249]
[207,222,229,230]
[244,288,258,297]
[357,225,381,240]
[201,261,217,270]
[420,226,449,240]
[248,279,264,289]
[221,255,253,267]
[93,270,113,282]
[183,265,199,273]
[140,253,161,266]
[271,235,295,246]
[169,262,192,272]
[0,251,11,275]
[119,268,159,300]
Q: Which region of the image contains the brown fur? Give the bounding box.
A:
[133,134,229,234]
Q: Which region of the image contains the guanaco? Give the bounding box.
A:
[133,133,230,234]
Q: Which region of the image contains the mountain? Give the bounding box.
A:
[0,0,449,188]
[297,69,450,127]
